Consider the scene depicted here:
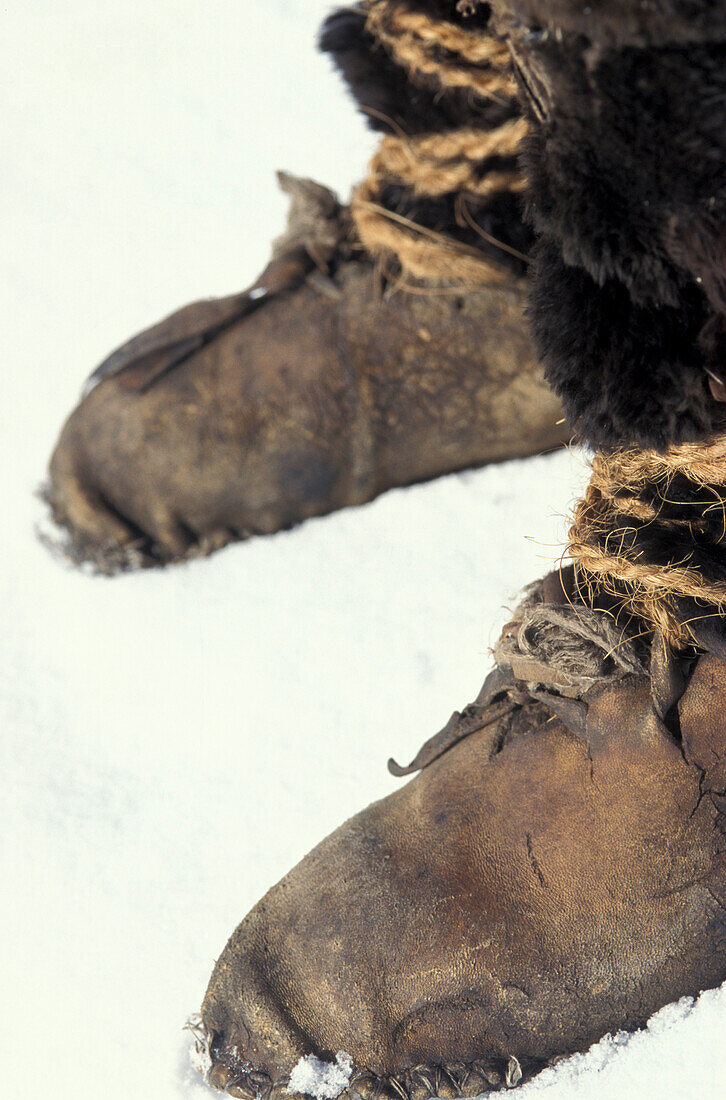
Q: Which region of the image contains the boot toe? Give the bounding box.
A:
[194,656,726,1096]
[44,281,353,570]
[47,388,192,569]
[196,726,553,1095]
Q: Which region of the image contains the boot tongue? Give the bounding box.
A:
[649,631,691,727]
[388,569,652,778]
[84,172,350,396]
[678,654,726,794]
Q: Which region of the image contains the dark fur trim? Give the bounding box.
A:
[491,0,726,50]
[520,44,726,304]
[324,6,726,447]
[510,24,726,448]
[528,239,720,449]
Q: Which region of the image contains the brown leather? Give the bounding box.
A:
[85,289,261,394]
[199,654,726,1096]
[47,256,565,567]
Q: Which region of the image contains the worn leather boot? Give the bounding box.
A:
[190,571,726,1096]
[46,1,566,571]
[188,6,726,1092]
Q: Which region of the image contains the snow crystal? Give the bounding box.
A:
[287,1052,354,1099]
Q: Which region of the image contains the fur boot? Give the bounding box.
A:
[46,1,565,571]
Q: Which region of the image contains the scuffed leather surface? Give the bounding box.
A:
[202,655,726,1081]
[48,260,564,563]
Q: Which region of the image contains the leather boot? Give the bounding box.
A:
[191,570,726,1096]
[46,1,565,570]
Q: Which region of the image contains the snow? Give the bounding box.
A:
[517,991,726,1099]
[287,1052,354,1100]
[187,1017,214,1084]
[3,2,726,1098]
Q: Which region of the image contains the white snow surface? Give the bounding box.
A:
[3,2,726,1098]
[287,1053,354,1100]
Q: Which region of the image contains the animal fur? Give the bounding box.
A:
[326,1,726,450]
[489,0,726,448]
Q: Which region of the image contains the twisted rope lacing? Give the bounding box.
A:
[569,440,726,648]
[352,1,527,284]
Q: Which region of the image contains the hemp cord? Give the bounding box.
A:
[350,1,527,283]
[569,441,726,648]
[365,0,517,100]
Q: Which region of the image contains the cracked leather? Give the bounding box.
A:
[200,640,726,1092]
